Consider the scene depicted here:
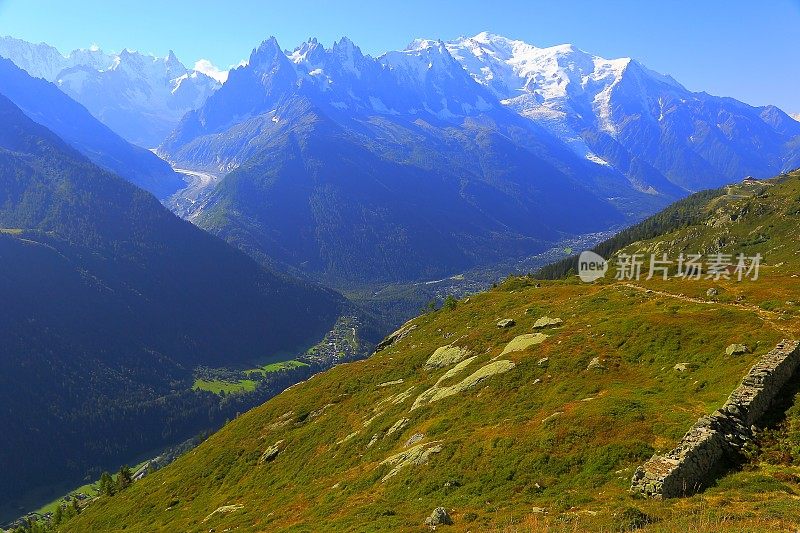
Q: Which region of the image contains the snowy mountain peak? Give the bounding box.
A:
[289,38,325,65]
[250,37,284,65]
[389,38,462,74]
[446,33,636,101]
[0,35,113,79]
[405,38,447,53]
[0,36,221,147]
[332,36,358,54]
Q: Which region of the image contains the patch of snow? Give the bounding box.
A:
[193,58,229,83]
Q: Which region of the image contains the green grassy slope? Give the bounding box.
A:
[62,172,800,532]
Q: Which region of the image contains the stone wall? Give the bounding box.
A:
[630,339,800,498]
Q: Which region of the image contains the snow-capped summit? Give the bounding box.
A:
[182,35,495,126]
[437,32,800,192]
[288,38,325,65]
[379,38,494,118]
[0,35,113,80]
[0,35,220,147]
[446,33,636,113]
[56,48,220,147]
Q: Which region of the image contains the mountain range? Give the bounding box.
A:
[0,36,220,148]
[446,33,800,191]
[0,28,798,532]
[152,34,800,288]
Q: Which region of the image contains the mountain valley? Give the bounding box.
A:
[0,17,798,532]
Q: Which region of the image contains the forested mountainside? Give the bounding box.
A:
[0,93,361,513]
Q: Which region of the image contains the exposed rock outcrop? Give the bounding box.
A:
[406,432,425,447]
[726,343,750,356]
[587,357,606,370]
[386,417,410,437]
[412,359,514,410]
[425,345,470,369]
[425,507,453,527]
[496,318,515,328]
[374,321,418,353]
[202,504,244,523]
[499,333,548,356]
[258,440,284,464]
[533,316,563,329]
[378,379,404,387]
[631,340,800,498]
[380,441,443,481]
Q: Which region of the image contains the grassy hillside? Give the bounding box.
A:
[60,172,800,532]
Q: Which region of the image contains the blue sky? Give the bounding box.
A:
[1,0,799,112]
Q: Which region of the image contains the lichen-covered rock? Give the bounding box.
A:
[424,507,453,527]
[411,357,477,411]
[412,359,514,410]
[726,343,750,356]
[499,333,548,356]
[587,357,606,370]
[533,316,563,329]
[377,379,404,387]
[428,360,515,404]
[380,441,443,481]
[496,318,515,328]
[405,432,425,447]
[706,288,719,297]
[425,345,470,369]
[390,386,416,405]
[386,417,410,438]
[258,440,284,464]
[375,321,417,352]
[202,504,244,523]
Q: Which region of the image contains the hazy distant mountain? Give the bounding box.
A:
[446,32,800,190]
[0,58,184,198]
[159,36,630,287]
[0,36,112,79]
[0,35,220,147]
